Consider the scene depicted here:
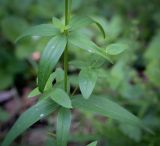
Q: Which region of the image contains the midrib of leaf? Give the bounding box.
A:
[38,35,67,92]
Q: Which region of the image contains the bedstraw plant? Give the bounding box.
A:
[2,0,152,146]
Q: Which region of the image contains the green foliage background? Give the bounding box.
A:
[0,0,160,145]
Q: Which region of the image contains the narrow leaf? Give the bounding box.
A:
[2,98,59,146]
[79,68,97,99]
[87,141,97,146]
[28,87,41,98]
[16,24,59,42]
[56,108,72,146]
[72,95,152,133]
[38,35,67,92]
[106,43,128,55]
[50,88,72,108]
[69,16,106,38]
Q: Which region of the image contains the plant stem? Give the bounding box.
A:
[69,0,72,19]
[64,0,69,92]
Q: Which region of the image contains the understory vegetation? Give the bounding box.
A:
[0,0,160,146]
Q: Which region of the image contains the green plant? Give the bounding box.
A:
[2,0,152,146]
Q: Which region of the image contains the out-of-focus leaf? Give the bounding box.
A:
[55,68,64,82]
[69,16,105,38]
[1,16,28,42]
[145,32,160,60]
[145,60,160,86]
[56,108,71,146]
[119,123,142,142]
[87,141,97,146]
[0,72,13,90]
[52,17,64,30]
[50,88,72,108]
[38,35,67,92]
[106,43,128,55]
[69,60,88,69]
[72,95,152,133]
[16,24,60,42]
[79,68,97,99]
[106,15,123,40]
[2,98,58,146]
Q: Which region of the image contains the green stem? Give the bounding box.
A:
[64,0,69,92]
[69,0,72,20]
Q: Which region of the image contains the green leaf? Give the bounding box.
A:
[50,88,72,108]
[69,60,87,69]
[106,43,128,55]
[56,108,71,146]
[119,123,142,142]
[2,16,28,42]
[69,32,97,53]
[145,60,160,86]
[55,68,64,82]
[16,24,59,42]
[87,141,97,146]
[28,87,41,98]
[69,16,106,38]
[79,68,97,99]
[44,68,64,91]
[2,98,59,146]
[38,35,67,92]
[144,32,160,60]
[91,16,106,39]
[52,17,64,29]
[72,95,152,133]
[69,32,112,62]
[44,72,56,91]
[106,15,123,40]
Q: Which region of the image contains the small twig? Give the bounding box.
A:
[71,86,78,96]
[48,132,56,138]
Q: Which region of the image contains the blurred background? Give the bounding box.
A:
[0,0,160,145]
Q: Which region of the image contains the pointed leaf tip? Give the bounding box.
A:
[106,43,128,55]
[79,68,97,99]
[87,141,97,146]
[50,88,72,108]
